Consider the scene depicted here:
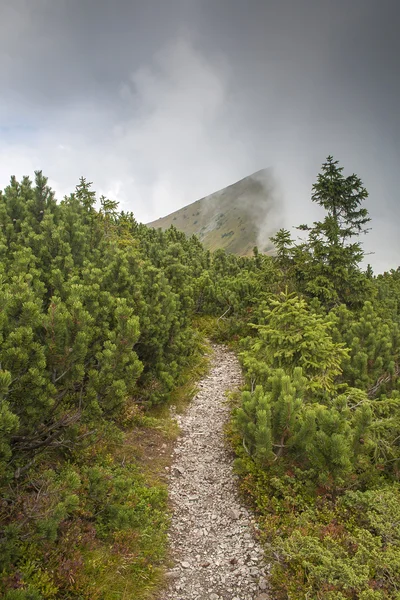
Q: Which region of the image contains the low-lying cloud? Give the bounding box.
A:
[1,0,399,272]
[0,38,257,224]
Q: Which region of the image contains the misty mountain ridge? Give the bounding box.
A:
[147,169,281,255]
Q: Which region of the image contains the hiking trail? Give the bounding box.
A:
[160,344,270,600]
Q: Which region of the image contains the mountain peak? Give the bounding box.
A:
[147,169,281,255]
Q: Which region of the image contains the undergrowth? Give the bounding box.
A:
[228,404,400,600]
[0,334,209,600]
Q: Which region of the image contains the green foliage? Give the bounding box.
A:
[0,446,169,599]
[269,228,296,289]
[236,374,374,483]
[270,485,400,599]
[1,156,400,599]
[296,156,372,307]
[309,155,370,242]
[0,173,211,598]
[0,371,19,476]
[332,301,400,393]
[241,291,348,392]
[0,174,212,477]
[227,157,400,598]
[233,447,400,599]
[4,589,43,600]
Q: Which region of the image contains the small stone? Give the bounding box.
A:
[173,466,184,476]
[201,561,211,568]
[229,557,238,565]
[229,508,241,520]
[210,594,219,600]
[181,561,190,569]
[259,577,268,590]
[165,571,179,580]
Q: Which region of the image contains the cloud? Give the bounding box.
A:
[112,39,258,220]
[0,0,398,271]
[0,38,257,224]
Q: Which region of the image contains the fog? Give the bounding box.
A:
[0,0,398,271]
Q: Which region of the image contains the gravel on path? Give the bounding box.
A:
[160,344,270,600]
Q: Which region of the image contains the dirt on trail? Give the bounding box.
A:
[159,344,270,600]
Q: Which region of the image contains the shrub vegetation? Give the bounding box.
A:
[1,157,399,598]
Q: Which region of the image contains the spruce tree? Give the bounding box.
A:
[241,290,348,393]
[298,156,371,306]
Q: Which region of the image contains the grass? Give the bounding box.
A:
[107,335,211,600]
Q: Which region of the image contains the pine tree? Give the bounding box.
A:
[0,370,19,479]
[270,228,295,267]
[236,370,375,481]
[241,290,348,393]
[331,300,399,395]
[305,156,370,243]
[297,156,371,306]
[237,370,307,465]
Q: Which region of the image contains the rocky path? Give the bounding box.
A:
[160,344,270,600]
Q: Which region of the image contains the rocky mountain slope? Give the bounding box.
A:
[147,169,279,255]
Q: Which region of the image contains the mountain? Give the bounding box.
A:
[147,169,279,255]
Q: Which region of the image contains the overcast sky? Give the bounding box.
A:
[0,0,398,271]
